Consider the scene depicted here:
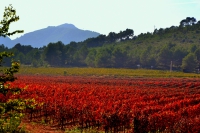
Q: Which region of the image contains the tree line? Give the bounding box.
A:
[1,17,200,72]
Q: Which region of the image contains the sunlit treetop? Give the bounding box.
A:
[0,4,23,37]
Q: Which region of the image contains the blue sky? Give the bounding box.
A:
[0,0,200,40]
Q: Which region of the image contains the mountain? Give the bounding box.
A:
[0,23,100,48]
[0,36,12,48]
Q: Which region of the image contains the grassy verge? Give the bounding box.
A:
[65,127,104,133]
[18,67,200,78]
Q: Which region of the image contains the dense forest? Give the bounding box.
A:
[1,17,200,72]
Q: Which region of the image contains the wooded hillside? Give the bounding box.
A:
[1,17,200,72]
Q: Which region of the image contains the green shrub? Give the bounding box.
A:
[0,52,26,132]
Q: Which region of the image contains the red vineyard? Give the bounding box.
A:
[1,76,200,133]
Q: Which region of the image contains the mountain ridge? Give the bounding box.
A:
[0,23,100,48]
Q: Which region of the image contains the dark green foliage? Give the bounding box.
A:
[13,43,34,55]
[0,52,19,84]
[180,17,197,27]
[111,47,128,68]
[94,47,113,68]
[44,41,66,66]
[85,48,97,67]
[140,46,156,68]
[181,53,198,72]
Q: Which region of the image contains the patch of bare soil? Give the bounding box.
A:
[20,120,65,133]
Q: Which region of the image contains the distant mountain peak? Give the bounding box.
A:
[2,23,100,48]
[57,23,77,29]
